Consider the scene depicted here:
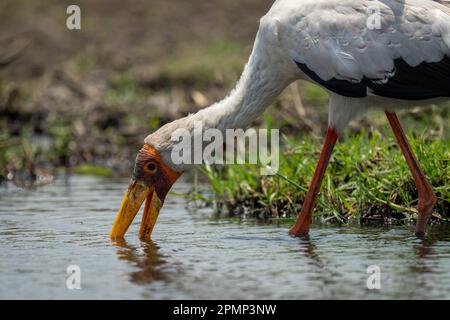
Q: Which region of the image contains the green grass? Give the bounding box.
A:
[105,72,147,107]
[157,40,249,87]
[300,82,328,106]
[198,129,450,226]
[73,165,114,177]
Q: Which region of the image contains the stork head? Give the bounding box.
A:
[110,119,188,241]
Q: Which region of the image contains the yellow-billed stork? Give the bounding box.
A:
[111,0,449,240]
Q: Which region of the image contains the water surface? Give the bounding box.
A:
[0,175,449,299]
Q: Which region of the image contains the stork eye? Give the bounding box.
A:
[145,163,157,174]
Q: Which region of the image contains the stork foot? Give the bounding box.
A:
[288,207,312,237]
[414,193,437,237]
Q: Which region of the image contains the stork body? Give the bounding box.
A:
[111,0,448,241]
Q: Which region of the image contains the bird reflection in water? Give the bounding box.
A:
[111,239,169,285]
[296,235,342,297]
[297,235,324,269]
[413,238,434,274]
[408,228,450,298]
[413,226,450,274]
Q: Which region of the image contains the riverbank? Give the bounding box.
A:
[197,128,450,225]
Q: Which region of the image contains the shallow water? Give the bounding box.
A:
[0,175,449,299]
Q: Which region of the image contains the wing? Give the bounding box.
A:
[278,0,450,100]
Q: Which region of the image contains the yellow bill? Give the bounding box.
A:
[139,190,163,241]
[110,180,162,240]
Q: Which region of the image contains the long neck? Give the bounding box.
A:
[146,33,296,170]
[193,39,293,131]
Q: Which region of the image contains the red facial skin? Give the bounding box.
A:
[132,144,182,202]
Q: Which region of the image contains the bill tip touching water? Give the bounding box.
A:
[111,0,448,240]
[110,144,181,240]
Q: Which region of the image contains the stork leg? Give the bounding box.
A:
[385,111,437,236]
[289,126,338,237]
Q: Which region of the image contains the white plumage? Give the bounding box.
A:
[283,0,449,79]
[257,0,450,131]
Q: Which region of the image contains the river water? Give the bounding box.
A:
[0,175,449,299]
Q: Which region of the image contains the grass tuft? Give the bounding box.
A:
[198,128,450,226]
[157,40,249,87]
[73,165,114,177]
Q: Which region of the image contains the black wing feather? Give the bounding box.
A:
[295,57,450,100]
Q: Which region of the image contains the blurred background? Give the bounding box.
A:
[0,0,448,187]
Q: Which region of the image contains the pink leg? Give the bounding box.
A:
[289,126,338,236]
[385,111,437,237]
